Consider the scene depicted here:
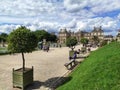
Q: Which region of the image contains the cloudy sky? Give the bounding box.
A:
[0,0,120,35]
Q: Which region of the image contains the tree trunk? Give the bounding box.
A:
[22,52,25,71]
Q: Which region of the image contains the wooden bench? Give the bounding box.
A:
[64,60,77,70]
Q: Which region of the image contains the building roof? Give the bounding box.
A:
[59,28,68,33]
[92,26,104,33]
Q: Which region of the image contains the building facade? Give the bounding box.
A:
[58,26,104,44]
[104,35,113,41]
[58,28,70,44]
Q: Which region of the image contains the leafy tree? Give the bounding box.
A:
[34,30,57,42]
[80,38,89,46]
[34,30,50,41]
[66,37,77,50]
[8,26,37,70]
[0,33,8,47]
[48,34,57,42]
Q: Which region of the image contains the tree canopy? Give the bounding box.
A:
[8,26,38,70]
[48,34,57,42]
[8,26,38,53]
[34,30,57,42]
[80,38,89,45]
[66,37,77,48]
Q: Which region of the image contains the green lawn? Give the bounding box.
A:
[57,42,120,90]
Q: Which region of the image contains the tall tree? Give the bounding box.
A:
[8,26,37,70]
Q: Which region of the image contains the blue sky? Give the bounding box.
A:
[0,0,120,35]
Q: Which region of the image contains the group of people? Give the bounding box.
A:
[53,44,62,48]
[38,41,50,52]
[43,45,49,52]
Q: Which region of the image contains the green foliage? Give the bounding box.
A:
[0,33,8,42]
[34,30,57,42]
[0,33,8,47]
[8,26,37,53]
[34,30,49,41]
[80,38,89,45]
[0,35,1,42]
[66,37,77,47]
[57,42,120,90]
[48,34,57,42]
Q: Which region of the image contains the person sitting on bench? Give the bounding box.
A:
[69,51,77,60]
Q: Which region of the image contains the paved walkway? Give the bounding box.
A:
[0,45,97,90]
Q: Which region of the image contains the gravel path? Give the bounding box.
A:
[0,45,97,90]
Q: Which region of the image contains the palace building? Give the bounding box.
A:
[58,26,104,44]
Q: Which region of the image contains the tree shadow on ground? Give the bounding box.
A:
[25,81,43,90]
[44,76,72,89]
[25,76,72,90]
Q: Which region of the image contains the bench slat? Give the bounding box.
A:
[64,60,76,70]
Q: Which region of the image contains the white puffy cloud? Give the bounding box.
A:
[0,0,57,17]
[117,13,120,19]
[75,17,119,35]
[90,0,120,14]
[26,20,62,32]
[0,0,120,35]
[65,19,77,28]
[64,0,120,13]
[0,24,20,33]
[63,0,87,12]
[0,21,61,34]
[0,16,119,35]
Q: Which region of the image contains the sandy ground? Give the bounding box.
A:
[0,45,97,90]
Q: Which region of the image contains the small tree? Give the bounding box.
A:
[80,38,89,46]
[8,26,37,71]
[66,37,77,50]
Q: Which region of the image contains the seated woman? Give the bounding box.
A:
[69,51,77,60]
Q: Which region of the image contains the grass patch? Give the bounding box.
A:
[57,42,120,90]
